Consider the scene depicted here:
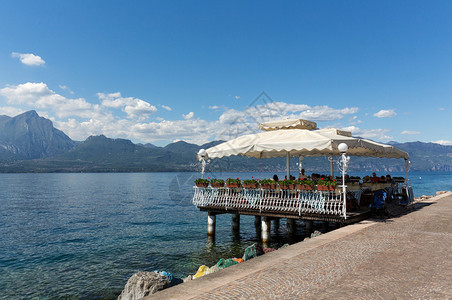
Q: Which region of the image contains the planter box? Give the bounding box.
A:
[317,185,329,191]
[243,183,258,189]
[195,183,209,188]
[261,184,276,189]
[211,183,224,188]
[226,183,241,188]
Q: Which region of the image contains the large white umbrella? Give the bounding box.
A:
[197,119,409,180]
[200,126,409,160]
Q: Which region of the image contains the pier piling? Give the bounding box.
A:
[286,218,296,235]
[273,218,280,231]
[305,220,313,233]
[261,216,271,243]
[207,212,216,237]
[232,214,240,234]
[254,216,261,232]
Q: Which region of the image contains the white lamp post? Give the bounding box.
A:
[198,149,207,179]
[337,143,350,218]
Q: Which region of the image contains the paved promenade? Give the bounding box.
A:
[145,192,452,299]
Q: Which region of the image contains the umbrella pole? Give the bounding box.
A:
[286,152,290,180]
[330,155,334,178]
[404,159,409,183]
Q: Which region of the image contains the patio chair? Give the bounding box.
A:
[371,189,387,217]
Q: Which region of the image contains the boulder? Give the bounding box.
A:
[118,271,170,300]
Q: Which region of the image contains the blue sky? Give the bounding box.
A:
[0,1,451,146]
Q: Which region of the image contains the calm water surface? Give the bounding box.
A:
[0,171,450,299]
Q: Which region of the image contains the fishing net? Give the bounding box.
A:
[216,258,239,269]
[242,243,264,261]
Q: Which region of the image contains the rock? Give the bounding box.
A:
[118,271,170,300]
[183,275,193,282]
[436,191,447,195]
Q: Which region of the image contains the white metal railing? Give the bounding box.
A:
[193,187,346,218]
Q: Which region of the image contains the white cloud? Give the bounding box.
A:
[0,85,391,145]
[298,106,359,121]
[252,102,358,122]
[0,82,96,118]
[342,126,392,140]
[374,109,396,118]
[97,92,157,120]
[235,96,240,100]
[439,107,445,111]
[161,105,172,111]
[0,106,25,117]
[182,112,194,119]
[433,140,452,146]
[209,105,227,110]
[401,130,420,135]
[11,52,45,66]
[59,85,75,94]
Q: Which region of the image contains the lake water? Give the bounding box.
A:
[0,171,451,299]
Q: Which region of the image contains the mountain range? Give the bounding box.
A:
[0,111,451,173]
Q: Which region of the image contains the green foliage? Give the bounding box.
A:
[242,179,258,184]
[317,179,336,186]
[195,178,209,184]
[279,179,296,186]
[259,178,273,184]
[226,177,241,184]
[210,178,225,184]
[298,179,314,186]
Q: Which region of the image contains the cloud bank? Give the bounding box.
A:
[0,82,403,145]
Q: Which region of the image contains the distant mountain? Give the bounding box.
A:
[0,111,450,172]
[390,142,452,171]
[0,110,76,160]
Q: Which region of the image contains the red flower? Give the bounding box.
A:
[321,178,324,180]
[251,176,253,178]
[208,177,210,179]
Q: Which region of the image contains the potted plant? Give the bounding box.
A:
[210,178,225,188]
[259,178,275,189]
[279,179,296,190]
[226,177,241,188]
[297,179,314,190]
[243,178,259,189]
[316,179,329,191]
[327,179,337,191]
[195,178,209,187]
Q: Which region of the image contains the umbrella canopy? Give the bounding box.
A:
[258,118,317,131]
[198,126,409,160]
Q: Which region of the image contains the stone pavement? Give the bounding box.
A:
[144,192,452,299]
